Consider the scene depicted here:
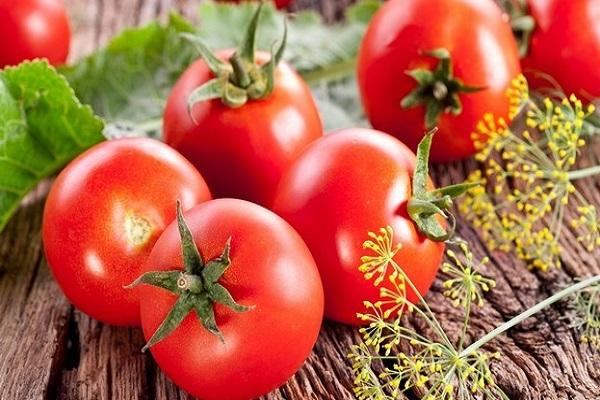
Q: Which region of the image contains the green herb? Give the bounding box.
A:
[61,13,197,138]
[350,226,600,400]
[0,61,104,232]
[461,75,600,271]
[571,281,600,349]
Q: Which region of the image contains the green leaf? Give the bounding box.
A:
[0,61,104,232]
[311,79,369,131]
[62,13,197,139]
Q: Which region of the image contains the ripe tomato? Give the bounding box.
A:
[43,138,211,326]
[136,199,323,400]
[0,0,70,68]
[164,51,321,208]
[521,0,600,99]
[164,4,322,208]
[272,128,444,325]
[275,0,292,7]
[357,0,521,162]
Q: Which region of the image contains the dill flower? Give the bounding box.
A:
[461,74,600,271]
[571,205,600,251]
[360,226,403,287]
[442,239,496,308]
[351,227,600,400]
[351,227,507,400]
[571,282,600,349]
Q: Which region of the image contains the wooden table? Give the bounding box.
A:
[0,1,599,399]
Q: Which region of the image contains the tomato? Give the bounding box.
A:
[164,5,322,208]
[357,0,521,162]
[42,138,211,326]
[272,128,444,325]
[520,0,600,99]
[0,0,70,68]
[135,199,323,400]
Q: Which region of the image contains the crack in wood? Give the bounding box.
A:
[0,0,599,399]
[46,308,76,400]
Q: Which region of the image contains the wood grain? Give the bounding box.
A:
[0,0,599,399]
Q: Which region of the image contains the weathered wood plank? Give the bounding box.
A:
[0,187,71,399]
[0,0,599,399]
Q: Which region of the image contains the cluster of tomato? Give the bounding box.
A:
[4,0,600,399]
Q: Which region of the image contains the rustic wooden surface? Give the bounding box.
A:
[0,0,599,399]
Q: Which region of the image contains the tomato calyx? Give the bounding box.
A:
[126,202,253,351]
[181,2,287,112]
[401,49,485,129]
[407,129,480,242]
[499,0,535,58]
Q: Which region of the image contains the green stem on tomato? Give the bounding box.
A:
[567,165,600,180]
[459,274,600,358]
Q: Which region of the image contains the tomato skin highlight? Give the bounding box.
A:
[164,50,322,208]
[42,138,211,326]
[272,128,444,325]
[357,0,521,162]
[138,199,324,400]
[0,0,71,68]
[523,0,600,99]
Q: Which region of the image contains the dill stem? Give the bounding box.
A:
[459,275,600,358]
[457,296,472,351]
[567,165,600,180]
[391,260,454,348]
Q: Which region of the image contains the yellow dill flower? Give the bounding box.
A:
[506,74,529,120]
[462,75,600,271]
[571,205,600,251]
[471,113,510,162]
[360,226,402,286]
[571,283,600,350]
[351,228,600,400]
[459,171,512,252]
[351,227,507,400]
[442,239,496,308]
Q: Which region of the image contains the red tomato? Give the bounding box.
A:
[43,138,211,326]
[0,0,70,68]
[164,50,322,208]
[357,0,521,162]
[272,128,444,325]
[522,0,600,99]
[137,199,323,400]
